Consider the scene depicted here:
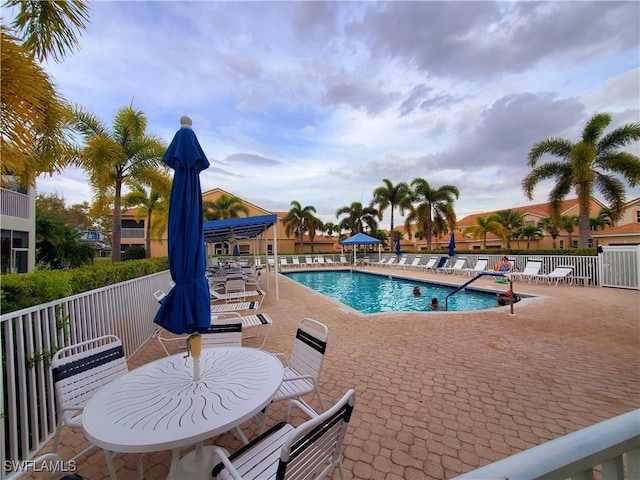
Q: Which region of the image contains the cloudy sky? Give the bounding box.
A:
[33,1,640,227]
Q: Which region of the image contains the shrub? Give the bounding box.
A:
[1,257,169,314]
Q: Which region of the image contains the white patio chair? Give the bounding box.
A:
[384,257,396,268]
[280,257,289,268]
[404,256,422,269]
[314,256,326,266]
[372,257,389,266]
[395,257,408,268]
[434,257,450,273]
[201,321,243,348]
[534,265,575,286]
[511,259,543,283]
[210,299,262,313]
[211,287,265,303]
[154,289,166,303]
[339,256,349,265]
[304,256,315,267]
[443,256,466,274]
[212,389,356,480]
[212,311,273,349]
[50,335,129,461]
[421,256,439,271]
[256,318,329,433]
[291,257,301,267]
[462,257,488,276]
[325,257,335,265]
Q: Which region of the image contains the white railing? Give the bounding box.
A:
[362,254,601,285]
[599,245,640,290]
[1,271,171,466]
[0,188,29,219]
[121,228,145,239]
[453,408,640,480]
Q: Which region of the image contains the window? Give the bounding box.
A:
[1,229,29,273]
[525,220,534,226]
[572,240,578,248]
[559,240,564,249]
[636,210,640,223]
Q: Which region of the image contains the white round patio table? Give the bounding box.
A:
[82,346,283,479]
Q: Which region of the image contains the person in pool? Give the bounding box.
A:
[496,289,519,306]
[428,297,444,310]
[413,286,423,296]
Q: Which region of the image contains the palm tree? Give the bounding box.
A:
[589,217,609,232]
[462,215,503,249]
[282,201,316,252]
[322,222,338,237]
[370,179,411,247]
[307,215,323,253]
[539,216,562,249]
[2,0,89,183]
[405,179,459,250]
[35,209,94,268]
[73,106,166,262]
[493,209,523,249]
[203,194,249,220]
[515,225,542,250]
[335,202,378,235]
[561,215,578,247]
[122,172,171,258]
[597,206,617,228]
[523,113,640,247]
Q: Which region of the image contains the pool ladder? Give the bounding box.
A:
[445,272,514,314]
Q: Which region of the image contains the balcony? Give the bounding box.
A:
[0,188,30,219]
[1,266,638,479]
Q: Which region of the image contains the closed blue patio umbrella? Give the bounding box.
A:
[154,117,210,334]
[233,243,240,257]
[448,232,456,258]
[395,238,401,256]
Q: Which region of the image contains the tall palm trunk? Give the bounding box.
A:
[145,209,153,258]
[112,178,123,262]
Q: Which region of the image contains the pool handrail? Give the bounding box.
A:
[445,272,514,314]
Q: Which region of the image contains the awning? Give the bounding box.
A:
[203,214,277,243]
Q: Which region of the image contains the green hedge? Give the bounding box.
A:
[1,257,169,315]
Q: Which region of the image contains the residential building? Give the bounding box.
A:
[0,180,36,273]
[590,197,640,246]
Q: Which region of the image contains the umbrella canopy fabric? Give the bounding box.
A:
[448,233,456,257]
[395,238,401,256]
[154,117,211,335]
[340,232,382,245]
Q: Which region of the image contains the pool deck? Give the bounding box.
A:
[48,266,640,479]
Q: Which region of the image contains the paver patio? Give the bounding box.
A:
[45,266,640,479]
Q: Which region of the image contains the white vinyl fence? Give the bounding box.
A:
[1,271,171,467]
[598,245,640,290]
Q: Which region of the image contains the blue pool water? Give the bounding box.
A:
[284,270,499,314]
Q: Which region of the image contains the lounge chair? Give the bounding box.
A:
[384,257,396,268]
[280,257,289,268]
[212,312,273,349]
[462,257,488,276]
[404,256,422,270]
[511,259,543,283]
[534,265,574,286]
[158,320,244,356]
[325,257,335,265]
[211,288,265,303]
[421,256,439,272]
[210,300,262,313]
[339,256,349,265]
[434,257,449,273]
[291,257,301,267]
[443,256,466,274]
[395,257,408,268]
[314,256,326,266]
[304,256,315,267]
[372,257,389,267]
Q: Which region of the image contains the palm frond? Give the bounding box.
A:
[581,113,611,145]
[527,138,572,166]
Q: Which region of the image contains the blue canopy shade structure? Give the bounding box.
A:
[340,232,382,245]
[340,232,382,265]
[203,214,277,243]
[448,232,456,257]
[154,117,211,335]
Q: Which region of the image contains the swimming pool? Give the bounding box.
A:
[283,270,499,314]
